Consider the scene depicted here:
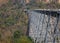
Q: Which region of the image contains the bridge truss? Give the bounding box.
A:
[28,10,60,43]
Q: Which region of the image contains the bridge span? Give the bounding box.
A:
[26,9,60,43]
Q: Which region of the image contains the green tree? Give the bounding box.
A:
[13,31,21,39]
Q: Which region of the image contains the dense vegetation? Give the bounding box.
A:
[27,1,60,9]
[0,0,34,43]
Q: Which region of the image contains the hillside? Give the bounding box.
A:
[0,0,8,6]
[0,0,31,43]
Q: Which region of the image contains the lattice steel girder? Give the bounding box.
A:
[27,10,60,43]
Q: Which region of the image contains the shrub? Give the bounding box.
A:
[13,31,21,39]
[14,36,34,43]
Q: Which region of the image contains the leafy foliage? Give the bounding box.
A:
[13,31,21,38]
[14,36,34,43]
[0,0,28,43]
